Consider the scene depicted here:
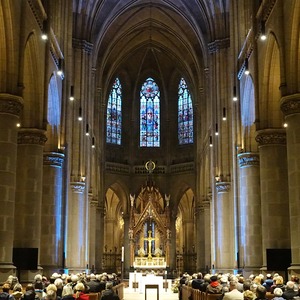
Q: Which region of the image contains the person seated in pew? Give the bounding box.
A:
[272,288,285,300]
[282,281,298,300]
[255,285,268,300]
[206,275,223,294]
[223,280,243,300]
[100,282,119,300]
[192,273,204,290]
[73,283,89,300]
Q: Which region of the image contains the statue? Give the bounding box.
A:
[165,194,170,206]
[130,194,135,207]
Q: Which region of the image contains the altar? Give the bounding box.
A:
[129,272,172,293]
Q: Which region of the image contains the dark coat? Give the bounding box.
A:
[100,290,119,300]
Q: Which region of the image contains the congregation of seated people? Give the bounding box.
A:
[0,272,121,300]
[178,271,300,300]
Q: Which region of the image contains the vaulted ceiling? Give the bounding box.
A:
[72,0,229,91]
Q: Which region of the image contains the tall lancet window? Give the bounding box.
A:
[106,78,122,145]
[140,77,160,147]
[178,77,193,144]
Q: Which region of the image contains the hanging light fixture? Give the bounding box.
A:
[41,20,48,40]
[69,86,74,101]
[57,58,64,78]
[92,137,95,148]
[209,135,213,147]
[85,124,89,136]
[244,58,250,75]
[233,86,238,101]
[215,123,219,136]
[78,107,83,121]
[260,20,267,41]
[222,107,227,121]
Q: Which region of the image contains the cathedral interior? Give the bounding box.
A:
[0,0,300,283]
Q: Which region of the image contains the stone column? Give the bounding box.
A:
[41,152,65,275]
[95,203,104,272]
[88,194,98,273]
[256,129,290,269]
[0,94,23,282]
[281,94,300,275]
[195,203,205,271]
[123,213,130,277]
[14,128,47,281]
[237,152,262,276]
[169,210,177,277]
[203,199,211,272]
[215,182,235,272]
[66,181,87,273]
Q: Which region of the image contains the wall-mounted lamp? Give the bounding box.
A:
[215,123,219,136]
[78,107,83,121]
[69,85,74,101]
[85,124,89,136]
[260,20,267,41]
[283,122,288,128]
[233,86,238,101]
[244,58,250,75]
[222,107,227,121]
[41,20,48,40]
[209,135,213,147]
[92,137,95,148]
[16,123,21,128]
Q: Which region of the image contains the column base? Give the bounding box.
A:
[0,263,17,284]
[288,264,300,277]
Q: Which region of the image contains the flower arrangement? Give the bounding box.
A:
[171,278,180,293]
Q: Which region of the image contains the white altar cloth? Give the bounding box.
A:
[129,272,172,293]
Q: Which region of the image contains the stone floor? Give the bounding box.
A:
[124,286,179,300]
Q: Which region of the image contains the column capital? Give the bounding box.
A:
[238,152,259,168]
[216,182,231,193]
[280,93,300,116]
[43,152,65,167]
[255,129,286,147]
[18,128,47,145]
[70,182,86,193]
[0,93,23,116]
[72,38,93,53]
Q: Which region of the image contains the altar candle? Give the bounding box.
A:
[121,246,124,262]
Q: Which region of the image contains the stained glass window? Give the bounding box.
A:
[140,77,160,147]
[178,78,193,144]
[106,78,122,145]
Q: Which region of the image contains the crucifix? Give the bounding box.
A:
[144,230,156,259]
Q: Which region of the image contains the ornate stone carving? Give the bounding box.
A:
[208,37,230,53]
[255,129,286,146]
[43,152,64,167]
[238,152,259,168]
[70,182,85,193]
[216,182,231,193]
[170,162,194,174]
[18,129,47,145]
[280,94,300,116]
[72,38,93,53]
[0,94,23,116]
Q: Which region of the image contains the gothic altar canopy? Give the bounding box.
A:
[129,177,171,270]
